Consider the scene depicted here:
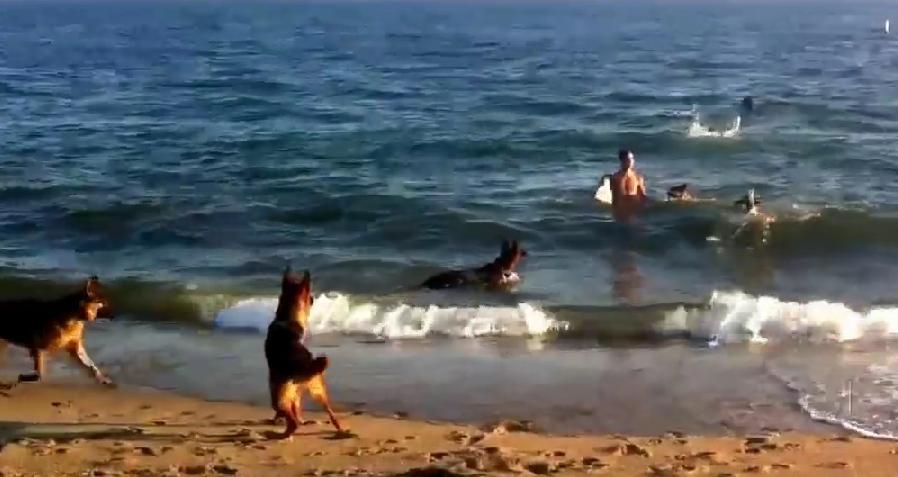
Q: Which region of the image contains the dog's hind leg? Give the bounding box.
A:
[291,390,307,425]
[279,394,300,438]
[17,348,44,383]
[67,342,112,386]
[307,374,343,432]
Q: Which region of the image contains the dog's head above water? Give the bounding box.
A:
[487,239,527,288]
[734,189,762,214]
[666,184,693,201]
[78,276,113,321]
[275,267,313,328]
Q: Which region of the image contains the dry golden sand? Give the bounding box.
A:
[1,383,897,476]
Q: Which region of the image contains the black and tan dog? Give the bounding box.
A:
[420,239,527,290]
[0,276,114,387]
[264,267,344,437]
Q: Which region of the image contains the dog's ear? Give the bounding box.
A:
[298,270,312,303]
[282,265,294,285]
[85,276,100,298]
[501,239,511,256]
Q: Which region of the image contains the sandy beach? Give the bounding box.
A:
[1,382,895,477]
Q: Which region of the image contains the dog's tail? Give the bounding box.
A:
[290,356,329,382]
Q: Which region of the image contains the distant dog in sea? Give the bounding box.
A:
[666,184,694,201]
[730,189,775,244]
[0,276,114,387]
[666,184,716,203]
[265,267,343,437]
[420,239,527,290]
[734,189,763,215]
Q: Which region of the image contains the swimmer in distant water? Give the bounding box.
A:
[609,149,648,221]
[610,149,647,203]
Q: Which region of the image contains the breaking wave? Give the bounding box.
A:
[660,290,898,344]
[213,293,567,339]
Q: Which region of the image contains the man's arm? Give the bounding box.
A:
[637,176,647,199]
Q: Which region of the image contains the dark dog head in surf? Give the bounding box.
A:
[489,239,527,287]
[666,184,693,201]
[734,189,762,215]
[421,239,528,290]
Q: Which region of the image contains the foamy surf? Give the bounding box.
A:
[687,114,741,138]
[213,292,567,339]
[660,291,898,344]
[768,361,898,441]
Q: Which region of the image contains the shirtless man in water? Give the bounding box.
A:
[610,149,647,220]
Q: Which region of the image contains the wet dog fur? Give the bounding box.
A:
[420,239,527,290]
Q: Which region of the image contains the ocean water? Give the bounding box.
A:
[2,0,898,437]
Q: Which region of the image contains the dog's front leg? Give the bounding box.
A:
[68,342,113,386]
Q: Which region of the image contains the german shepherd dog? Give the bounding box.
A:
[264,268,344,437]
[421,239,527,290]
[0,276,113,387]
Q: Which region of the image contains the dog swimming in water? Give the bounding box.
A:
[420,239,527,291]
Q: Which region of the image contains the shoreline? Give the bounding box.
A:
[2,382,897,477]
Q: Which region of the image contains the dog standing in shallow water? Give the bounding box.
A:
[0,276,114,387]
[420,240,527,290]
[265,268,344,437]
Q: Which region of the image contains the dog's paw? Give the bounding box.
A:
[17,374,39,383]
[98,376,116,387]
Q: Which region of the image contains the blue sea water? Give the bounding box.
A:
[2,0,898,437]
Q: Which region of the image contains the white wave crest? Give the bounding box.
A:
[687,114,741,138]
[213,293,566,339]
[660,291,898,344]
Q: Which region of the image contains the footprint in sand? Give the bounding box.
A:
[817,462,852,469]
[134,446,159,457]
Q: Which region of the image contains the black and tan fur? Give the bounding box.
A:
[420,239,527,290]
[0,276,114,386]
[264,268,343,437]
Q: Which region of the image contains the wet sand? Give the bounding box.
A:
[59,324,837,436]
[2,382,897,477]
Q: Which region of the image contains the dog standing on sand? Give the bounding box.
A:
[0,276,114,387]
[265,267,344,437]
[420,239,527,290]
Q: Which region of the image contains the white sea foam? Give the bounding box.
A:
[687,114,741,138]
[213,292,566,339]
[660,290,898,344]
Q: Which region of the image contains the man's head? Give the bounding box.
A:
[618,149,634,170]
